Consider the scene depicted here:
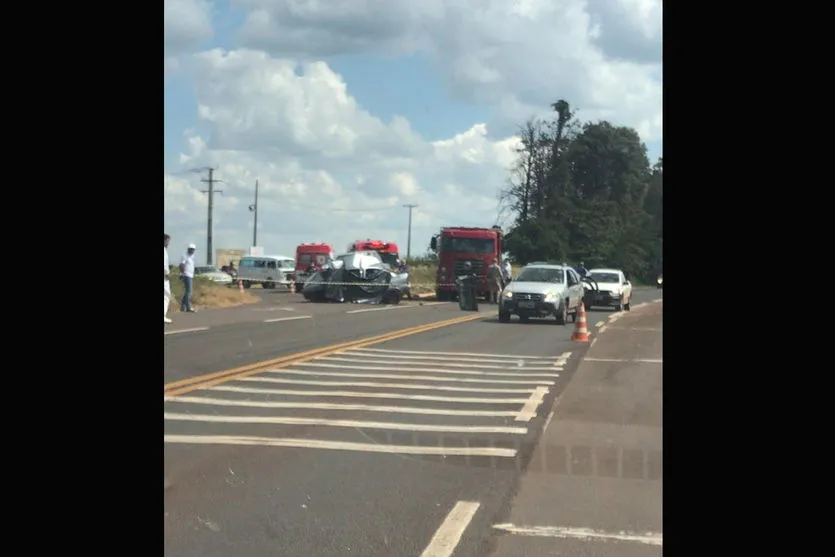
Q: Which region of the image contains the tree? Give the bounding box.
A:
[502,100,662,282]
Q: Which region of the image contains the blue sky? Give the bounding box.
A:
[164,0,662,257]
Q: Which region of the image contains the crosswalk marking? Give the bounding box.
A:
[354,347,557,360]
[164,412,529,434]
[263,368,554,385]
[209,384,534,404]
[297,362,558,377]
[235,376,538,393]
[165,347,573,457]
[167,396,521,416]
[321,355,557,371]
[344,350,557,366]
[165,434,518,457]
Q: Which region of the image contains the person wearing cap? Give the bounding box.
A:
[179,243,197,313]
[164,233,172,324]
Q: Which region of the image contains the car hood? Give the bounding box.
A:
[506,281,564,295]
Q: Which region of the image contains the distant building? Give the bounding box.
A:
[216,248,246,269]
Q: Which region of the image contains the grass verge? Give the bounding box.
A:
[408,264,523,293]
[167,274,260,312]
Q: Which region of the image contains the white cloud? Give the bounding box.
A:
[165,1,662,264]
[165,48,518,260]
[232,0,662,141]
[164,0,214,77]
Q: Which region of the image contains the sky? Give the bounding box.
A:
[164,0,662,263]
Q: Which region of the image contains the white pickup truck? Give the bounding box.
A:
[584,268,633,311]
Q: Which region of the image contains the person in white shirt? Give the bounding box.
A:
[164,234,172,323]
[179,243,197,313]
[502,259,512,283]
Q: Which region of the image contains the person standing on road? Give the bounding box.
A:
[487,258,503,304]
[576,261,588,278]
[501,259,512,283]
[164,233,172,324]
[179,243,197,313]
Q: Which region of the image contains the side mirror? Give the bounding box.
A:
[429,236,437,251]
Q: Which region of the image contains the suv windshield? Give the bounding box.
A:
[441,237,495,254]
[589,272,619,283]
[516,267,564,283]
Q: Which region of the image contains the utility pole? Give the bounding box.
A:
[403,204,418,260]
[248,180,259,248]
[199,167,224,265]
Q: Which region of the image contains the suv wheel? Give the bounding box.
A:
[555,301,568,325]
[498,310,511,323]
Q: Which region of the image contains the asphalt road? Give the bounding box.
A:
[164,287,662,557]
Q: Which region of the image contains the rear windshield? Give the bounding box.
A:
[589,272,620,283]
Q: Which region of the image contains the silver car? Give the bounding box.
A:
[498,263,585,324]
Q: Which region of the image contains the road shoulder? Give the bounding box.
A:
[489,301,663,556]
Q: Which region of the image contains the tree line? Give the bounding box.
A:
[500,99,662,282]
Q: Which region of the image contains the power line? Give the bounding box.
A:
[403,204,418,259]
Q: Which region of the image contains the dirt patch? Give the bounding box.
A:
[168,276,260,312]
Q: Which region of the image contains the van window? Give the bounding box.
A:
[239,258,255,268]
[267,260,277,269]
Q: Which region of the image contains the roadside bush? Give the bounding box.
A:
[167,271,259,312]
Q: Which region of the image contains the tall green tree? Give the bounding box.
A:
[501,99,662,281]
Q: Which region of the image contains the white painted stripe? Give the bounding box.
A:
[209,385,532,404]
[355,347,555,360]
[165,435,516,457]
[514,386,549,422]
[420,501,481,557]
[164,327,210,336]
[165,396,519,416]
[164,412,528,434]
[263,315,312,323]
[492,524,662,546]
[606,326,662,331]
[301,362,558,378]
[236,376,536,393]
[584,358,662,363]
[264,369,556,385]
[345,305,416,314]
[324,355,557,371]
[347,350,552,366]
[594,321,604,327]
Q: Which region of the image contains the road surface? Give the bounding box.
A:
[164,288,662,556]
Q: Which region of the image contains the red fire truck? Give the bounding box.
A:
[346,239,400,267]
[294,242,334,291]
[430,226,503,301]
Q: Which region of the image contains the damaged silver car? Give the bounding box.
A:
[302,250,409,304]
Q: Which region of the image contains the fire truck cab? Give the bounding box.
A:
[430,226,503,301]
[346,239,400,268]
[294,242,334,292]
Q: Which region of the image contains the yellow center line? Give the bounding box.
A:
[164,313,486,397]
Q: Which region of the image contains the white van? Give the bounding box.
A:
[237,255,295,289]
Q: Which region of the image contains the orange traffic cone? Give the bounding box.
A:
[571,302,590,342]
[238,279,244,293]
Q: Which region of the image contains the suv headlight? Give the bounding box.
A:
[503,290,513,298]
[543,292,557,302]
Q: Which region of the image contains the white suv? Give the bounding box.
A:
[498,263,585,324]
[585,268,633,311]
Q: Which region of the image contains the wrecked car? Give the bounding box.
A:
[301,250,409,304]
